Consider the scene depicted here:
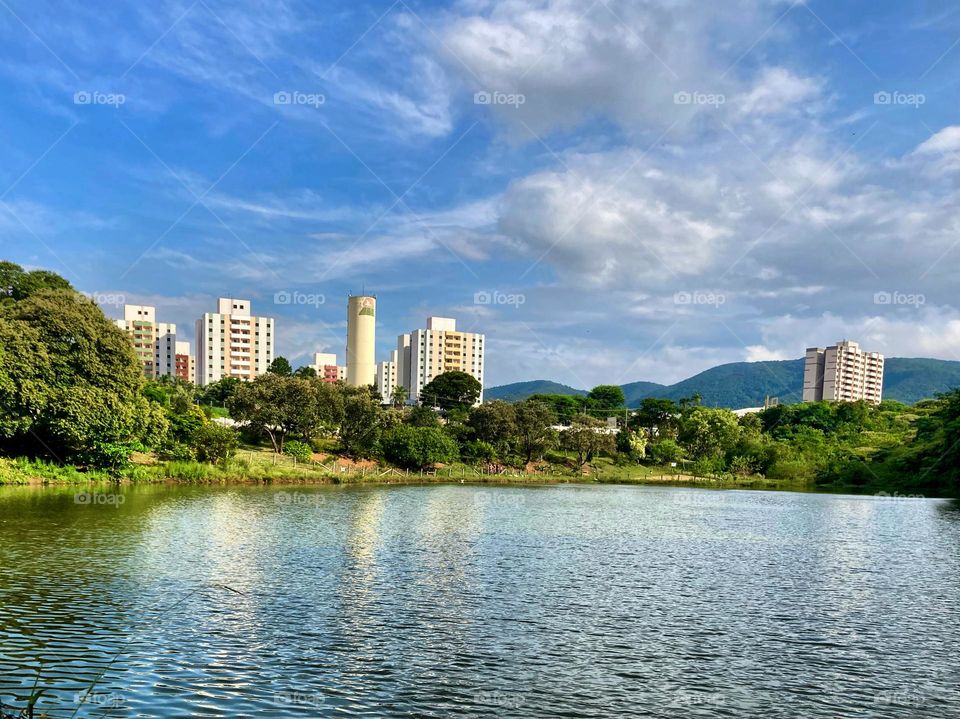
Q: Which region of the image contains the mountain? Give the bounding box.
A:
[485,380,587,403]
[485,357,960,407]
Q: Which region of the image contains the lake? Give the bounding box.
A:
[0,483,958,718]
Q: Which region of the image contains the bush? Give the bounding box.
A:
[157,441,196,462]
[461,439,496,463]
[381,425,459,469]
[192,423,238,464]
[283,440,312,460]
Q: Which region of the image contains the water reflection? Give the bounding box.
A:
[0,484,958,718]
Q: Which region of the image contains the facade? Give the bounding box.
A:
[309,352,346,383]
[195,298,275,386]
[375,350,400,403]
[396,317,485,405]
[346,295,376,386]
[114,305,176,379]
[803,340,884,404]
[174,340,194,383]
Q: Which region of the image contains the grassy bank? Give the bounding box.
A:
[0,452,815,493]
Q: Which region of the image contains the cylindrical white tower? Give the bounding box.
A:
[346,295,376,386]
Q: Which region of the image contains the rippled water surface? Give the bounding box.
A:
[1,483,959,718]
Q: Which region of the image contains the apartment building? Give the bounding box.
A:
[396,317,485,405]
[195,298,274,386]
[114,305,176,379]
[309,352,346,383]
[375,350,400,403]
[803,340,884,404]
[175,341,195,383]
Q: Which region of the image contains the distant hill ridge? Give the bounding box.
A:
[485,357,960,407]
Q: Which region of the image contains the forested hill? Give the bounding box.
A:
[486,357,960,407]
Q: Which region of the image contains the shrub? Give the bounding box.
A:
[283,440,312,460]
[192,423,238,464]
[381,425,459,469]
[157,441,196,462]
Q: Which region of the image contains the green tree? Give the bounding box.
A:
[380,425,459,469]
[294,366,317,379]
[513,399,558,463]
[0,289,165,466]
[588,385,625,410]
[227,374,319,453]
[649,439,683,465]
[198,377,240,406]
[631,398,679,438]
[283,440,312,460]
[678,406,741,461]
[339,389,382,458]
[561,416,615,469]
[0,261,73,303]
[467,400,516,458]
[268,356,293,376]
[407,404,442,428]
[420,371,482,411]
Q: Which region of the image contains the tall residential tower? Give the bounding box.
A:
[803,340,884,404]
[195,298,275,386]
[113,305,176,379]
[396,316,485,405]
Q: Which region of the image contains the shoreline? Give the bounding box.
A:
[0,472,938,498]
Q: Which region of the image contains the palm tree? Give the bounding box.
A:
[390,385,408,408]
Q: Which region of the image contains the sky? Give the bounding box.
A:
[2,0,960,390]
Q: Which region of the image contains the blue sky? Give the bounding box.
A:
[3,0,960,389]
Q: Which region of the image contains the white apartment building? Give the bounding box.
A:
[803,340,884,404]
[375,350,400,403]
[195,298,275,386]
[114,305,176,379]
[396,317,485,405]
[309,352,346,383]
